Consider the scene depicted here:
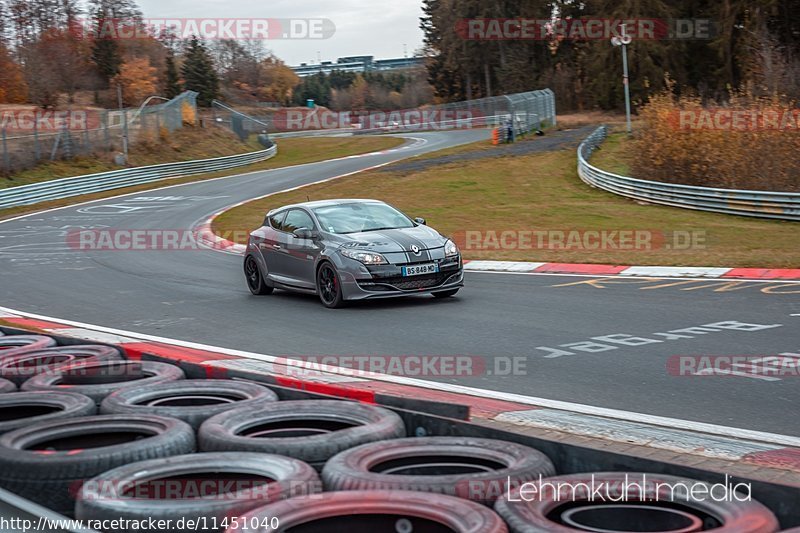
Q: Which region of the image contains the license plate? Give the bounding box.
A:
[401,263,439,276]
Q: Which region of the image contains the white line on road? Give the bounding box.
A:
[2,304,799,449]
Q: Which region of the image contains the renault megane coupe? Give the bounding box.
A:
[243,199,463,308]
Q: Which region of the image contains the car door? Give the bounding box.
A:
[272,208,320,289]
[254,210,287,279]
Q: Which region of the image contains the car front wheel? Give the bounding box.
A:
[244,255,273,295]
[317,262,345,308]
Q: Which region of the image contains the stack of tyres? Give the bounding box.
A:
[0,330,787,532]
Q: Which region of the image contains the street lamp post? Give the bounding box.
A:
[611,24,633,135]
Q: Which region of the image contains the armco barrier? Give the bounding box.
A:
[577,126,800,221]
[0,144,277,210]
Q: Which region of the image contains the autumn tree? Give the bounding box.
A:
[112,56,157,105]
[0,43,27,103]
[24,28,94,107]
[259,55,299,105]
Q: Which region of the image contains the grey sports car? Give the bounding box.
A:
[243,199,463,308]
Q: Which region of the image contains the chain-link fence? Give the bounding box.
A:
[210,100,272,147]
[1,91,198,175]
[210,89,556,136]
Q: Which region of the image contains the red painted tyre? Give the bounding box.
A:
[0,345,123,385]
[494,472,780,533]
[0,378,15,393]
[322,436,555,504]
[0,335,57,358]
[21,360,185,405]
[225,490,508,532]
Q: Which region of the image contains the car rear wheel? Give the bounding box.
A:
[244,255,273,295]
[433,288,460,298]
[317,262,345,308]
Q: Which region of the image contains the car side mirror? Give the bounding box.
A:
[293,228,315,239]
[414,217,426,225]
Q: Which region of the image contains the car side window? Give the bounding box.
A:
[268,211,287,230]
[283,209,316,234]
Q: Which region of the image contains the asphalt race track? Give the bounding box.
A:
[1,129,798,436]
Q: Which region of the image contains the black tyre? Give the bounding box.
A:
[199,400,406,470]
[0,378,15,393]
[0,391,96,434]
[317,262,346,308]
[322,436,556,505]
[494,472,780,533]
[433,288,460,298]
[0,345,123,385]
[101,379,279,429]
[244,255,273,295]
[226,490,509,533]
[21,360,185,405]
[76,452,321,532]
[0,335,57,357]
[0,414,195,516]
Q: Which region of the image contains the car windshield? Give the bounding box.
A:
[312,202,415,234]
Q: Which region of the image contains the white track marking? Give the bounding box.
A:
[2,305,799,448]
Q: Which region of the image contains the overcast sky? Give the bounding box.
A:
[135,0,426,65]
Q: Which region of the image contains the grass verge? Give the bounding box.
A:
[213,135,798,268]
[0,135,405,221]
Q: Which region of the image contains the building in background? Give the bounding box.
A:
[291,55,425,77]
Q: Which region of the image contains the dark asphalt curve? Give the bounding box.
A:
[0,129,798,436]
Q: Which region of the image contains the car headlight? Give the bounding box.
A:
[340,248,388,265]
[444,239,459,257]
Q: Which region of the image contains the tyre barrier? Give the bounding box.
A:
[322,436,556,504]
[494,472,781,533]
[198,400,406,470]
[0,335,57,357]
[76,452,321,533]
[0,344,123,385]
[226,490,510,533]
[21,360,186,405]
[0,377,16,393]
[0,414,196,516]
[100,379,279,429]
[0,329,789,530]
[0,391,96,434]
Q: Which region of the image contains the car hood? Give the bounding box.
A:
[337,225,447,254]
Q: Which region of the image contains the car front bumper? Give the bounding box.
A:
[339,256,464,301]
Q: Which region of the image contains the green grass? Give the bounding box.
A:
[213,136,799,268]
[588,132,634,175]
[0,135,406,221]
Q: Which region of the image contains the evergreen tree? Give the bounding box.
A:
[181,36,219,107]
[164,51,181,98]
[91,8,122,86]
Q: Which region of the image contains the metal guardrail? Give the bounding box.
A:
[577,126,800,221]
[0,145,277,211]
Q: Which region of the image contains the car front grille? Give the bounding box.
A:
[358,272,459,291]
